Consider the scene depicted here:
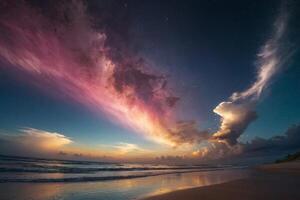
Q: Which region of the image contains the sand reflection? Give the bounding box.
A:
[0,169,250,200]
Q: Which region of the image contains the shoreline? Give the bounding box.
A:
[0,166,248,183]
[0,168,250,200]
[142,161,300,200]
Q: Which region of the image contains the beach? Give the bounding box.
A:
[143,161,300,200]
[0,168,250,200]
[1,154,300,200]
[0,154,251,200]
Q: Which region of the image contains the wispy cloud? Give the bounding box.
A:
[0,128,72,156]
[112,142,148,155]
[231,7,291,101]
[212,3,292,146]
[189,2,295,159]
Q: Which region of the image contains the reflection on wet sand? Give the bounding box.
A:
[0,183,63,200]
[0,169,251,200]
[139,170,249,198]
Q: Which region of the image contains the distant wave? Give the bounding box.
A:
[0,155,247,183]
[0,154,111,165]
[0,166,247,183]
[0,165,230,174]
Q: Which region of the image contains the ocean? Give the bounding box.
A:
[0,155,251,200]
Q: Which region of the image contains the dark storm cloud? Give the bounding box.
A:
[243,124,300,153]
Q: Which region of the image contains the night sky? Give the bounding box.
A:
[0,0,299,163]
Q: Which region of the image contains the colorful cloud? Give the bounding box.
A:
[0,128,72,156]
[0,1,207,147]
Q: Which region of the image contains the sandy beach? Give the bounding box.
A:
[142,161,300,200]
[0,167,251,200]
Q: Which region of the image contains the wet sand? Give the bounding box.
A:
[0,169,250,200]
[142,161,300,200]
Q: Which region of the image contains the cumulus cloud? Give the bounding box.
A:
[0,128,72,157]
[182,2,296,160]
[212,102,257,145]
[168,121,210,145]
[192,124,300,162]
[211,3,292,147]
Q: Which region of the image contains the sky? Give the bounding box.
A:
[0,0,299,164]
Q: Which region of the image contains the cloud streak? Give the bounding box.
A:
[0,1,208,146]
[112,142,148,155]
[212,3,292,146]
[232,8,291,101]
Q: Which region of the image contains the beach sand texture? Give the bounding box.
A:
[143,161,300,200]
